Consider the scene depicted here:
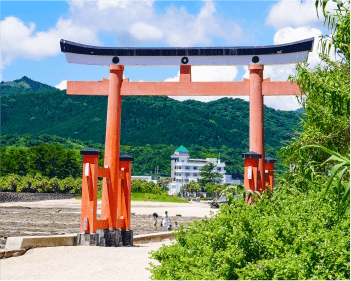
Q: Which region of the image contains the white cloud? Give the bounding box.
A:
[97,0,134,10]
[55,80,67,90]
[160,1,242,47]
[192,66,238,82]
[263,96,301,111]
[67,0,242,47]
[0,16,100,67]
[266,0,338,30]
[129,22,163,41]
[266,0,320,29]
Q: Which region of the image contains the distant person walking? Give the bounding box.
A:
[152,213,158,230]
[162,211,171,231]
[174,221,179,229]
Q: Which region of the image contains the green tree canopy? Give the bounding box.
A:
[198,163,223,190]
[280,0,350,188]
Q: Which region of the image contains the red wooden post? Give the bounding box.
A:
[249,65,265,192]
[242,151,261,204]
[101,65,124,229]
[118,156,133,230]
[264,157,277,190]
[80,150,100,233]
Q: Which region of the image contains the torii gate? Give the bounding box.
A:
[60,38,313,246]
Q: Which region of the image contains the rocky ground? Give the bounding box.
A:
[0,192,199,249]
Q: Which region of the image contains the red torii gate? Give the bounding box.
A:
[61,38,313,246]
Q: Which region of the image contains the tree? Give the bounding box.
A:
[157,178,171,191]
[198,163,223,192]
[187,180,201,196]
[280,0,350,191]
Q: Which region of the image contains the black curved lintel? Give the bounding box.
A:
[60,38,314,57]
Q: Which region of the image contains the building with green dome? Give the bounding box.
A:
[169,145,227,195]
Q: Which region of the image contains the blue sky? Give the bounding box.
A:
[1,0,333,110]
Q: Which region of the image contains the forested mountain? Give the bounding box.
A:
[1,78,301,150]
[1,76,56,96]
[1,77,302,178]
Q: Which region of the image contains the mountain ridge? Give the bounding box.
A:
[1,76,57,96]
[1,77,302,150]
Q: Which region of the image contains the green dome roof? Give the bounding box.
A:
[175,145,188,152]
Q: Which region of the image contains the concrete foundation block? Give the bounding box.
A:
[5,235,77,251]
[77,233,100,246]
[96,229,108,247]
[105,229,122,247]
[77,229,133,247]
[121,230,133,246]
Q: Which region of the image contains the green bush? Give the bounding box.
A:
[148,187,350,280]
[1,145,81,179]
[0,174,82,194]
[131,179,162,194]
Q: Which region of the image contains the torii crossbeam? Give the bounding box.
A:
[61,38,313,244]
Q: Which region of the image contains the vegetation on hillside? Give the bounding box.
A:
[1,85,301,159]
[1,76,56,96]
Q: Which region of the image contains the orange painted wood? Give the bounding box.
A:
[67,80,302,96]
[119,170,125,179]
[264,162,275,190]
[100,65,124,230]
[262,81,301,96]
[95,219,109,230]
[119,161,132,230]
[243,158,259,205]
[80,154,99,233]
[249,65,265,192]
[98,167,110,178]
[180,65,191,82]
[67,81,109,96]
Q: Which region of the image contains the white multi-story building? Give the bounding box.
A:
[169,146,227,195]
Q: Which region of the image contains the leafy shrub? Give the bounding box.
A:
[131,179,162,194]
[149,187,350,280]
[0,174,82,194]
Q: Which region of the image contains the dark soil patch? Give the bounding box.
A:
[0,192,78,203]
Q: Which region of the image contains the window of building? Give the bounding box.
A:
[193,173,198,177]
[193,166,198,170]
[185,173,190,177]
[185,166,190,170]
[217,167,221,171]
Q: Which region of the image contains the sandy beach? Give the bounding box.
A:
[0,198,217,280]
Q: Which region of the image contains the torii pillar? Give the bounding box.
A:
[249,64,265,192]
[101,65,124,229]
